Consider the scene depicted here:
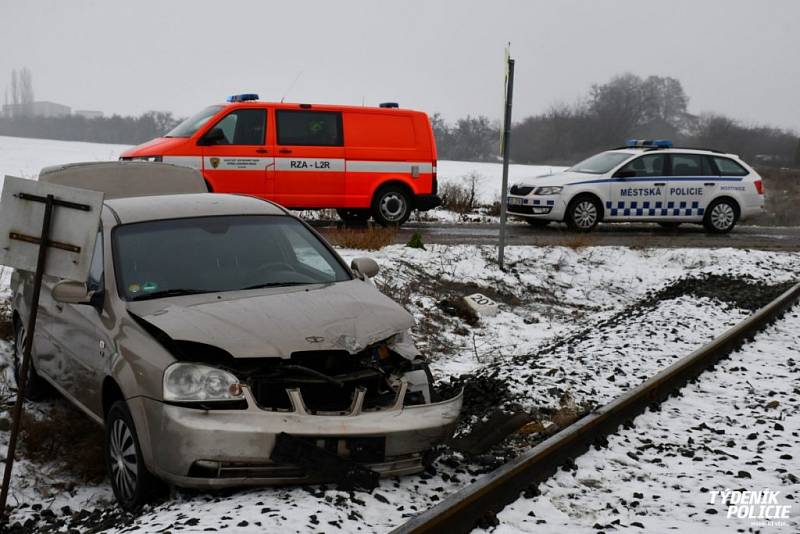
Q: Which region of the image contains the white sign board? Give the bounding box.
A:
[0,176,104,281]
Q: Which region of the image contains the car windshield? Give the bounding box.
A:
[165,105,223,138]
[113,215,351,301]
[568,152,633,174]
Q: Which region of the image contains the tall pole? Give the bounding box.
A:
[0,195,54,518]
[498,54,515,271]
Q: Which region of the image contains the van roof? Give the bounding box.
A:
[39,161,209,199]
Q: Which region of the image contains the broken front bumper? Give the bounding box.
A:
[134,386,463,489]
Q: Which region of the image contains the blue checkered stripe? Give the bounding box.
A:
[531,199,555,206]
[605,200,705,217]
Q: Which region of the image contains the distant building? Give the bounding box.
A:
[74,109,104,119]
[2,101,71,118]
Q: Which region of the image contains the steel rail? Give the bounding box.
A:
[392,281,800,534]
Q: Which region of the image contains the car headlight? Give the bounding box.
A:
[533,186,563,195]
[163,363,243,402]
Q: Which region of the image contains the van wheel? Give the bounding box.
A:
[372,186,411,226]
[704,199,738,233]
[336,209,370,226]
[12,321,49,401]
[565,196,601,232]
[105,401,158,511]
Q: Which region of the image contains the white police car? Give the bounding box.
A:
[507,140,765,233]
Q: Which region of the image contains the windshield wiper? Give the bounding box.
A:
[130,288,218,301]
[241,281,308,291]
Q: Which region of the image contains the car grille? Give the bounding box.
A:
[509,185,533,195]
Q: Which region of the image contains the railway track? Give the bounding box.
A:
[391,281,800,534]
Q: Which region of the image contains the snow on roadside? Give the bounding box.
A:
[485,307,800,533]
[436,160,564,205]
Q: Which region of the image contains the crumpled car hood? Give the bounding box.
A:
[126,279,414,359]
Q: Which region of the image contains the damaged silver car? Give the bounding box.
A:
[10,162,462,510]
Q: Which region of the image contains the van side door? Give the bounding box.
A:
[198,107,274,197]
[274,109,346,208]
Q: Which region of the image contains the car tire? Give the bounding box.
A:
[703,198,738,234]
[336,208,370,226]
[658,222,682,229]
[105,401,158,512]
[524,218,550,227]
[12,320,49,401]
[372,185,412,226]
[565,196,601,232]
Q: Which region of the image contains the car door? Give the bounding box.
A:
[274,109,346,208]
[50,231,109,415]
[199,107,274,197]
[664,153,716,220]
[608,153,668,219]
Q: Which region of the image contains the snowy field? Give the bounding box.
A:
[486,307,800,533]
[2,244,799,532]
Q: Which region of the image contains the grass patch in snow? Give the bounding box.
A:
[323,226,397,250]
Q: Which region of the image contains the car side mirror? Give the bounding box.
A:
[52,280,93,304]
[351,257,379,279]
[198,127,226,146]
[615,170,636,179]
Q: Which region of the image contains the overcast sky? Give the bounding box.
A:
[1,0,798,130]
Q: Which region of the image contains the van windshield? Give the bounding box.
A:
[568,152,633,174]
[113,215,351,301]
[165,106,223,138]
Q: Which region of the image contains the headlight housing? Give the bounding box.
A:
[163,363,243,402]
[533,186,563,195]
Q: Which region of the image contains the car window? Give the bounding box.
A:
[712,157,749,176]
[670,154,715,176]
[276,110,343,146]
[87,230,104,291]
[569,152,632,174]
[617,154,667,177]
[201,109,266,145]
[112,215,350,301]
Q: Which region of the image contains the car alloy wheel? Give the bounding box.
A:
[109,417,138,502]
[710,202,735,231]
[572,200,598,229]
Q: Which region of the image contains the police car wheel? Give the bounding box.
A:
[704,199,738,233]
[12,320,49,401]
[525,218,550,227]
[566,196,601,232]
[372,186,411,226]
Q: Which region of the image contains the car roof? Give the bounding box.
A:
[606,148,738,157]
[104,193,287,224]
[39,161,208,198]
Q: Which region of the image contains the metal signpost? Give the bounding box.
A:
[497,49,515,271]
[0,176,103,520]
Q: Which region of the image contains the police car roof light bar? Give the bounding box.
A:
[626,139,673,149]
[227,93,259,103]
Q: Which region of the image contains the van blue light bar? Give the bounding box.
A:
[227,93,259,102]
[626,139,673,148]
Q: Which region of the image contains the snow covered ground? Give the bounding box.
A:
[1,244,798,532]
[485,307,800,533]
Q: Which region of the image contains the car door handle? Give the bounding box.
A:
[256,148,269,154]
[654,182,666,186]
[704,182,716,186]
[279,149,292,154]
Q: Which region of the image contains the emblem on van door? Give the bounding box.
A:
[305,336,325,343]
[209,157,221,169]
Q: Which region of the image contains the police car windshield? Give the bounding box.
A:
[569,152,632,174]
[165,105,223,138]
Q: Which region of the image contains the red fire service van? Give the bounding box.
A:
[120,94,441,225]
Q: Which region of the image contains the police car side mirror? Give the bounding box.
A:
[615,170,636,179]
[198,128,226,146]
